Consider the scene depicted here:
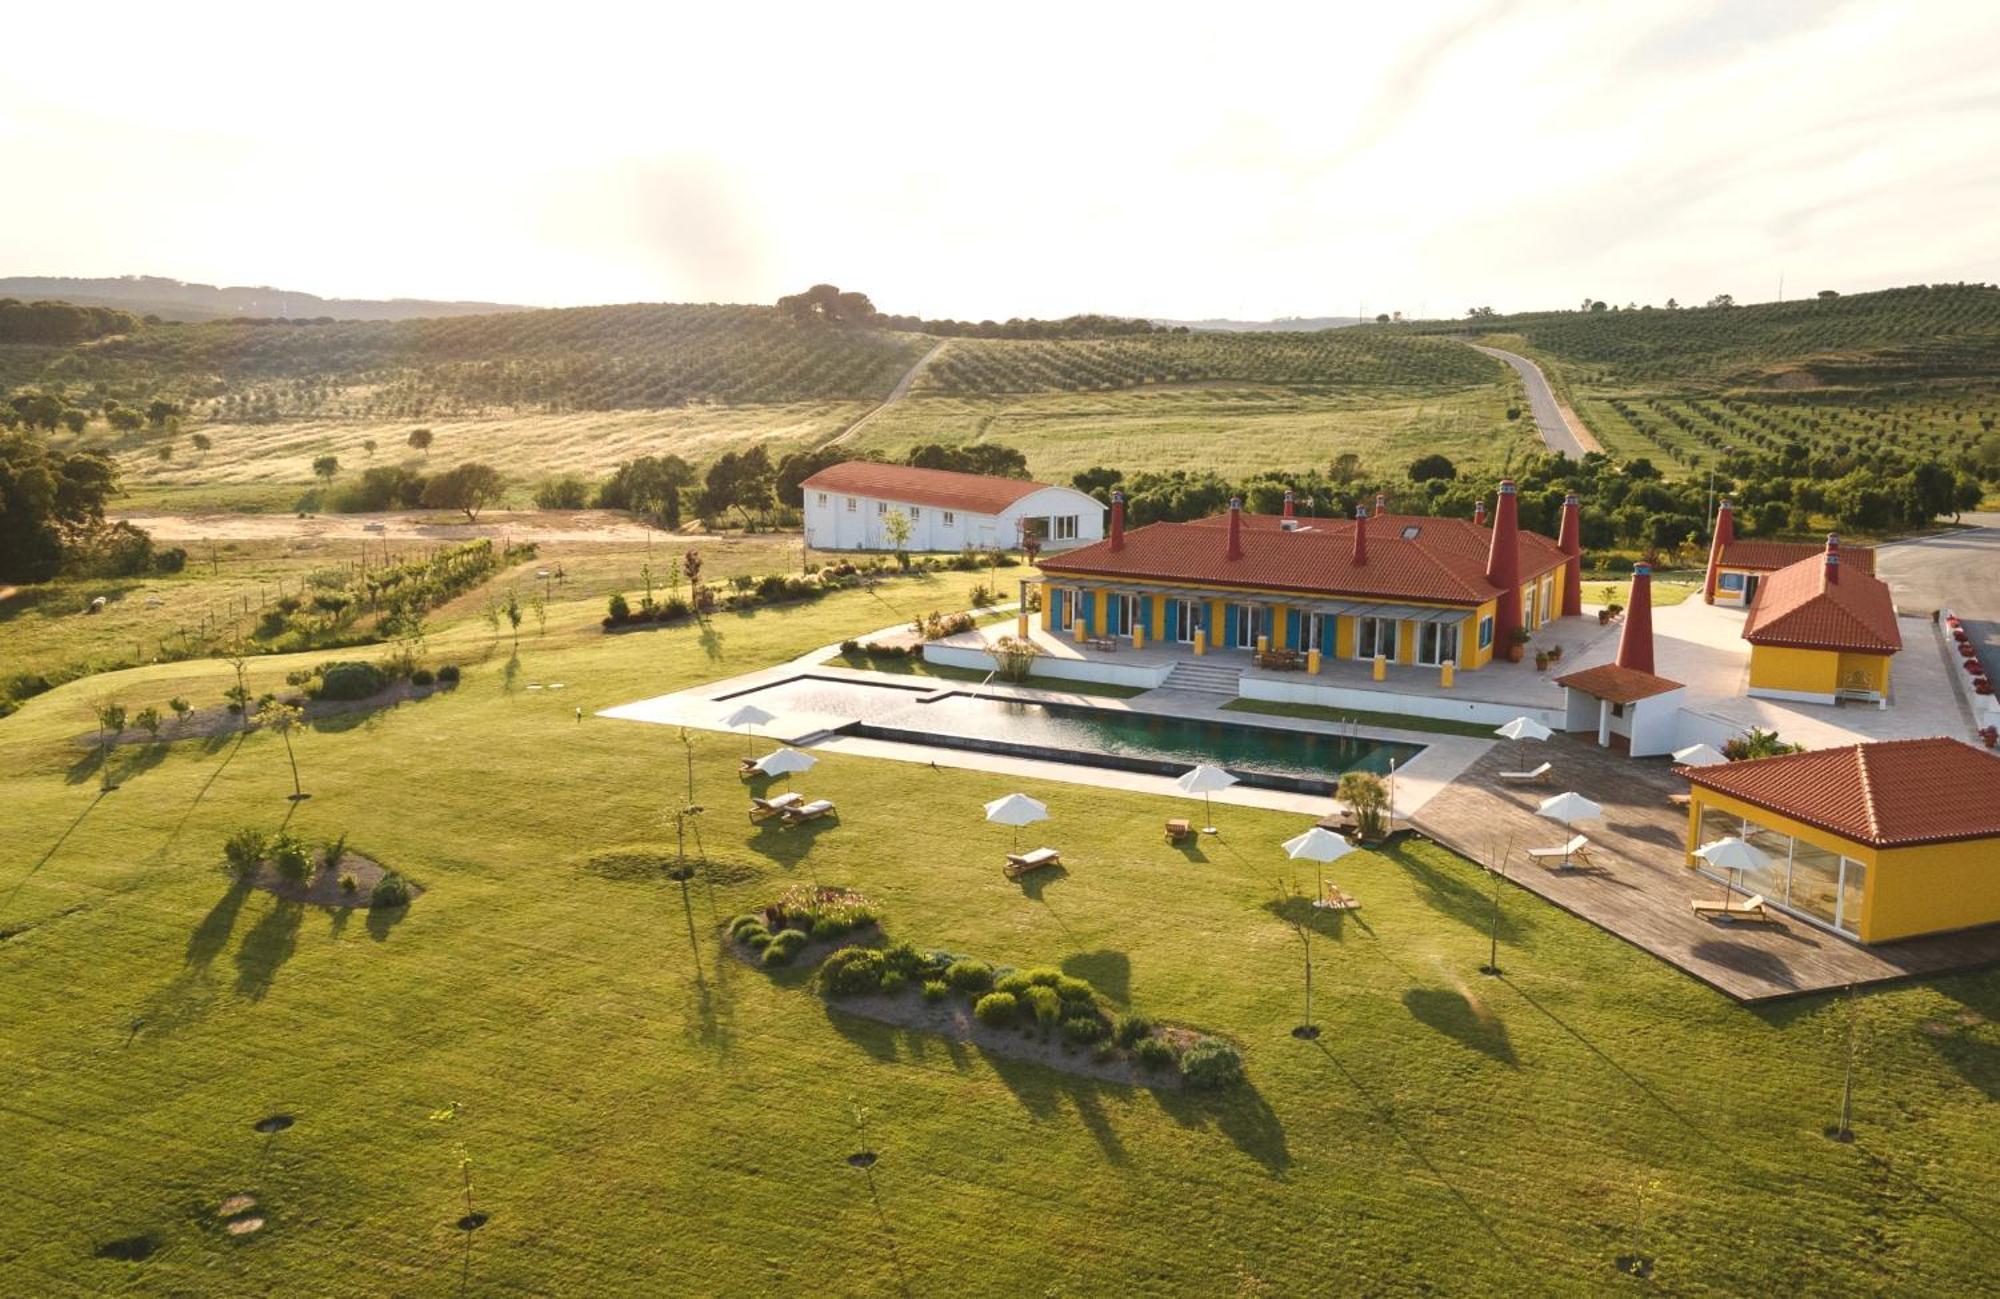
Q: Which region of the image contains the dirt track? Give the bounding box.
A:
[116,508,717,545]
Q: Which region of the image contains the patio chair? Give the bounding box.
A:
[1164,818,1193,844]
[1004,847,1063,878]
[749,792,804,822]
[780,798,837,825]
[1525,835,1592,868]
[1497,761,1552,784]
[1691,893,1779,924]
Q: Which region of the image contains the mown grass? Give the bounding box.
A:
[1,569,1994,1294]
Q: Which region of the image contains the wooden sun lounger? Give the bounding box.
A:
[738,756,764,781]
[1667,793,1692,808]
[1525,835,1592,868]
[1691,893,1779,924]
[1164,818,1192,844]
[1314,884,1361,911]
[1005,847,1062,878]
[780,798,836,825]
[749,792,804,822]
[1497,761,1553,784]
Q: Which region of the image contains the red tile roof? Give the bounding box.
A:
[1554,663,1684,703]
[801,461,1056,515]
[1741,554,1901,654]
[1678,737,2000,847]
[1718,539,1875,574]
[1041,512,1565,606]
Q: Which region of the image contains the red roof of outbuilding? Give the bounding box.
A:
[801,462,1057,515]
[1554,663,1684,704]
[1040,512,1565,607]
[1678,737,2000,848]
[1741,554,1901,653]
[1719,539,1876,574]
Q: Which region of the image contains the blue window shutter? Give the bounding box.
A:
[1286,610,1300,648]
[1137,597,1152,635]
[1224,605,1238,645]
[1081,592,1094,634]
[1054,590,1066,626]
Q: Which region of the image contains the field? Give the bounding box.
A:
[2,564,1995,1294]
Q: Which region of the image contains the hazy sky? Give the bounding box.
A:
[5,1,1996,320]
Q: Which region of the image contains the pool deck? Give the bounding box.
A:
[1411,735,2000,1002]
[597,625,1493,822]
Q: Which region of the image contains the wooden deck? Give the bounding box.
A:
[1410,734,2000,1003]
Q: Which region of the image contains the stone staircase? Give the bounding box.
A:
[1161,660,1244,696]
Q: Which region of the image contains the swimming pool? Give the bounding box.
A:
[718,676,1423,794]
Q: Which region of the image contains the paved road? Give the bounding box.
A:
[1466,343,1603,460]
[1874,518,2000,695]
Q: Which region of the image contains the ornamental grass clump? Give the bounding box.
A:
[973,992,1017,1026]
[1178,1037,1245,1090]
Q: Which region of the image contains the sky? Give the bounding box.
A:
[3,0,1997,321]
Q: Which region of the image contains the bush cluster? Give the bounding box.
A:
[370,873,413,909]
[1178,1038,1245,1090]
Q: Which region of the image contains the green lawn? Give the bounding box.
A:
[1221,697,1498,739]
[1,570,1994,1293]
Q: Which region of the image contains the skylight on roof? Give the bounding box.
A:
[1401,525,1421,540]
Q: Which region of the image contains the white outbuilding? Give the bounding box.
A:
[800,461,1104,553]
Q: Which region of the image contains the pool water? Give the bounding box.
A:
[720,676,1422,794]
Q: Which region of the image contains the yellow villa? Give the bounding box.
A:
[1680,737,2000,942]
[1033,480,1577,675]
[1740,534,1901,705]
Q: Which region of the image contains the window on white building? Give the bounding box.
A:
[877,501,887,515]
[846,497,856,512]
[910,507,920,521]
[943,511,956,527]
[1053,515,1078,540]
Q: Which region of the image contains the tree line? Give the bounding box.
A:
[0,298,139,345]
[776,284,1177,339]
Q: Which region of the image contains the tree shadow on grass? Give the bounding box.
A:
[1261,894,1353,942]
[1402,986,1518,1066]
[746,818,822,871]
[699,622,724,662]
[988,1052,1130,1165]
[1062,950,1130,1005]
[2,789,107,915]
[1688,939,1799,990]
[187,878,252,970]
[233,899,303,1000]
[1384,842,1538,945]
[1153,1079,1290,1176]
[365,902,410,942]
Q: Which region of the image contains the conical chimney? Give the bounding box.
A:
[1109,489,1126,551]
[1485,479,1522,643]
[1703,497,1736,604]
[1225,496,1243,561]
[1616,563,1655,675]
[1352,506,1368,566]
[1558,492,1583,618]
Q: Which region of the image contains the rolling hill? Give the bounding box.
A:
[0,275,525,323]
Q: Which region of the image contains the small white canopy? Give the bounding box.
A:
[1176,764,1239,795]
[725,702,778,755]
[1673,743,1727,767]
[753,748,817,777]
[1281,827,1356,864]
[1695,836,1768,872]
[1536,791,1604,825]
[983,793,1049,828]
[1494,716,1554,742]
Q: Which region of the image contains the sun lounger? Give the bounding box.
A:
[1526,835,1592,868]
[1164,818,1192,844]
[738,756,764,780]
[1691,893,1779,924]
[1667,793,1692,808]
[749,792,804,822]
[1497,761,1553,784]
[1005,847,1062,878]
[1314,884,1361,911]
[780,798,837,825]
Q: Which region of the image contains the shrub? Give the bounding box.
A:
[763,929,809,967]
[606,593,631,623]
[994,972,1033,998]
[169,696,191,721]
[879,969,908,995]
[315,660,388,701]
[822,947,886,996]
[370,873,413,909]
[881,942,926,977]
[729,914,769,941]
[1023,985,1062,1029]
[810,917,843,940]
[224,827,268,878]
[973,992,1018,1026]
[1053,975,1095,1005]
[269,832,312,882]
[1179,1038,1245,1090]
[921,979,949,1003]
[1113,1013,1154,1048]
[744,929,773,952]
[1062,1015,1105,1044]
[436,664,461,685]
[411,667,435,686]
[945,959,995,994]
[1134,1037,1176,1070]
[839,639,861,656]
[339,873,358,894]
[323,833,347,870]
[1022,967,1062,987]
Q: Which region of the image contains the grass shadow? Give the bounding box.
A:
[1402,986,1519,1066]
[2,789,108,917]
[699,622,724,661]
[1014,864,1068,900]
[1262,894,1351,942]
[365,901,411,942]
[987,1052,1130,1165]
[187,877,252,970]
[1385,842,1538,944]
[1153,1080,1290,1176]
[1061,950,1130,1005]
[233,899,303,1000]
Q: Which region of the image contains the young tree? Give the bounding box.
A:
[256,699,307,799]
[530,588,547,636]
[312,454,340,486]
[419,462,504,522]
[136,705,162,740]
[362,438,377,457]
[505,588,522,646]
[106,405,145,432]
[59,408,87,434]
[407,427,434,457]
[223,643,251,729]
[883,509,913,569]
[1335,772,1390,841]
[145,399,179,428]
[93,699,127,790]
[191,432,213,452]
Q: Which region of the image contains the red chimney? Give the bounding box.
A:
[1225,496,1244,561]
[1109,489,1126,551]
[1616,562,1655,675]
[1485,479,1522,642]
[1823,532,1840,587]
[1558,492,1583,617]
[1352,505,1369,566]
[1374,491,1388,516]
[1474,498,1487,527]
[1282,489,1296,520]
[1703,497,1736,604]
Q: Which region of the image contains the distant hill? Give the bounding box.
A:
[1151,316,1362,333]
[0,275,528,323]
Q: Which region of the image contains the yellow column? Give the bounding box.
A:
[1073,594,1088,642]
[1193,629,1206,656]
[1397,621,1417,666]
[1133,624,1146,650]
[1039,583,1053,632]
[1307,648,1322,675]
[1152,594,1167,640]
[1211,600,1227,650]
[1373,654,1387,682]
[1274,604,1290,649]
[1095,589,1110,635]
[1440,660,1455,689]
[1017,608,1030,639]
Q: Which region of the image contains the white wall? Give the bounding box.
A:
[1240,676,1565,729]
[1628,690,1688,756]
[803,484,1103,553]
[998,486,1105,552]
[923,642,1172,689]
